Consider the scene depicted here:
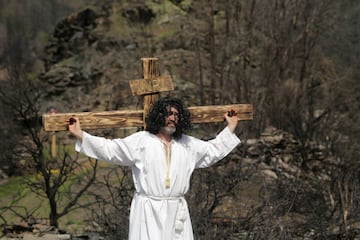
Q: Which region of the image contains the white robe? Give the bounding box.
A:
[76,127,240,240]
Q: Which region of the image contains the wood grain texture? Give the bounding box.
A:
[42,109,144,131]
[189,104,253,123]
[42,104,253,132]
[129,75,174,95]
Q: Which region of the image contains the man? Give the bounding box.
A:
[68,96,240,240]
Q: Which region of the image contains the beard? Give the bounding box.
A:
[161,126,176,135]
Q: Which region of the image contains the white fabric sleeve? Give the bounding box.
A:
[195,127,241,168]
[75,131,138,166]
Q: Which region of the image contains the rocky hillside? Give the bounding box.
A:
[39,1,206,115]
[187,125,353,239]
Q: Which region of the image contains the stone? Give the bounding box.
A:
[261,169,278,179]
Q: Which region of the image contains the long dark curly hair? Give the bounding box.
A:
[145,97,191,139]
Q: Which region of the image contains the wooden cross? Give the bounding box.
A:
[42,58,253,133]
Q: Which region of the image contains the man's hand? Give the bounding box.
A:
[224,110,238,133]
[67,117,83,139]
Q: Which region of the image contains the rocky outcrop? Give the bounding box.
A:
[38,1,211,116]
[43,7,103,69]
[239,126,336,184]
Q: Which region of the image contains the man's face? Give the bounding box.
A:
[166,106,179,126]
[161,106,179,135]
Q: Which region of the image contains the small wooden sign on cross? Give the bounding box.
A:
[42,58,253,135]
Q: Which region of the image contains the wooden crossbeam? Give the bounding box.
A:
[189,104,253,124]
[42,104,253,132]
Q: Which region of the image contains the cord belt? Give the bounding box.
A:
[135,192,184,201]
[136,192,187,233]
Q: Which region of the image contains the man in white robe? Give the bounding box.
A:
[68,97,240,240]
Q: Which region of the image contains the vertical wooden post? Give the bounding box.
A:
[48,108,58,158]
[51,132,57,158]
[141,58,161,128]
